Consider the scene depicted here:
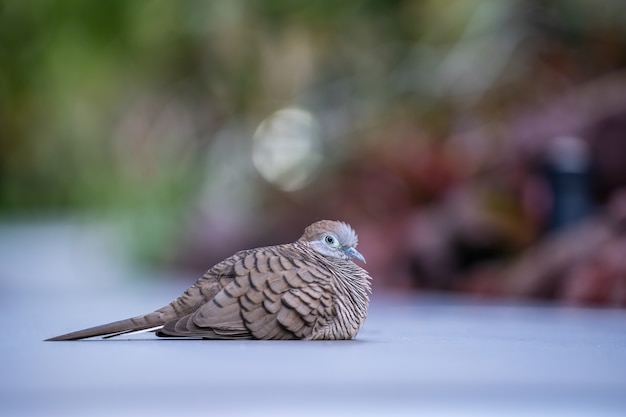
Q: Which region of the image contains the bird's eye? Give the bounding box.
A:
[324,235,336,246]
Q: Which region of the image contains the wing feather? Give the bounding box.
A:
[159,245,337,340]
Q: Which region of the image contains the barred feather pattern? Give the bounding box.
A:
[46,220,372,341]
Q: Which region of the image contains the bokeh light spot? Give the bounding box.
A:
[252,107,322,192]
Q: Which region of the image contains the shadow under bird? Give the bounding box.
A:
[46,220,372,341]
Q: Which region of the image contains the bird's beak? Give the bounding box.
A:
[344,247,366,263]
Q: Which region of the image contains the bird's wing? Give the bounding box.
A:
[158,246,336,340]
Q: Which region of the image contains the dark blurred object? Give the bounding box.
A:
[542,136,593,231]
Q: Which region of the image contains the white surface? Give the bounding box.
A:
[1,222,625,416]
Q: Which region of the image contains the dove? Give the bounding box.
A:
[46,220,371,341]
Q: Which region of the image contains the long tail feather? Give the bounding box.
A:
[45,308,175,341]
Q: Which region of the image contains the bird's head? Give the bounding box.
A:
[300,220,366,263]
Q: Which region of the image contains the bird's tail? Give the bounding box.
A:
[45,307,177,341]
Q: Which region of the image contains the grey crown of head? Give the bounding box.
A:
[299,220,359,247]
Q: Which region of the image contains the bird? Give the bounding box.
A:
[46,220,372,341]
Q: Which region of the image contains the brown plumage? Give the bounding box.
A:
[46,220,372,341]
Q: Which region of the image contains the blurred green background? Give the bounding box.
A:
[2,0,626,305]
